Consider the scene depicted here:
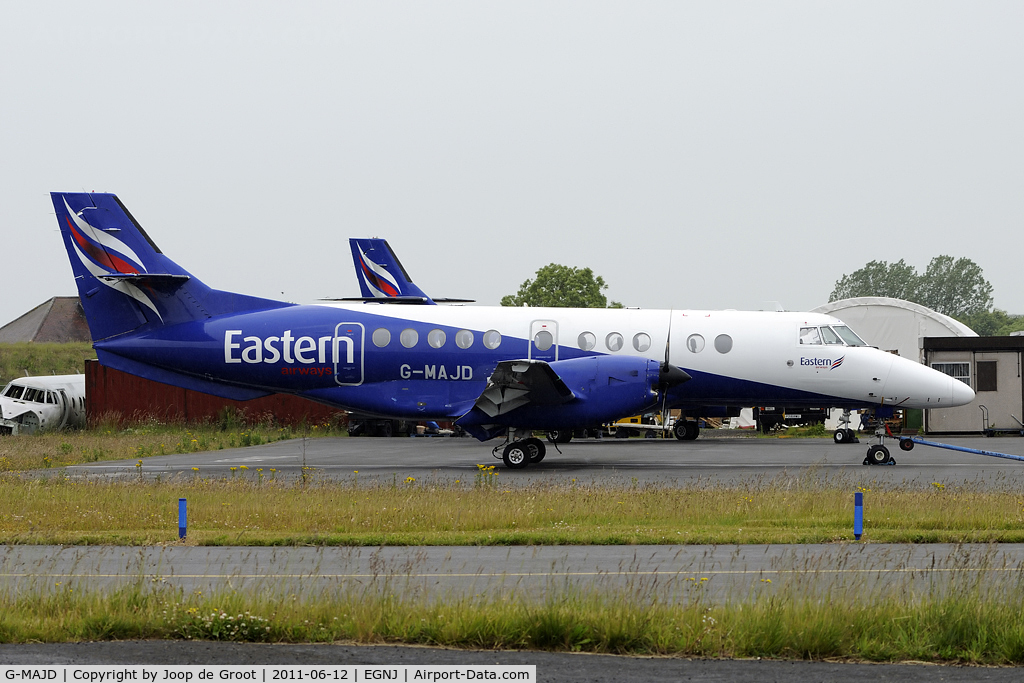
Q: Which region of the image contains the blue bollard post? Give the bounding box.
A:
[178,498,187,540]
[854,491,863,541]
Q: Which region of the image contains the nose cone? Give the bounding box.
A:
[951,377,976,407]
[883,358,975,409]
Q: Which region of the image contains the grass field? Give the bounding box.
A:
[3,545,1024,664]
[0,342,95,382]
[2,473,1023,545]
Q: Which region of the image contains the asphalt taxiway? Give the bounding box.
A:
[62,433,1024,488]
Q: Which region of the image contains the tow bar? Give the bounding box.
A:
[898,437,1024,463]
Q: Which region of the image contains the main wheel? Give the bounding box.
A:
[834,428,848,444]
[502,442,530,469]
[681,421,700,441]
[866,444,890,465]
[546,430,572,444]
[524,437,547,463]
[899,438,915,452]
[673,420,688,440]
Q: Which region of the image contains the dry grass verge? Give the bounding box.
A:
[2,473,1024,545]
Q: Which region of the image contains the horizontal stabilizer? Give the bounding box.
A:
[97,273,191,292]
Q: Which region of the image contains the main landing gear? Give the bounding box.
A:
[499,437,546,469]
[833,409,859,444]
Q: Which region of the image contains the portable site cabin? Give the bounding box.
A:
[923,336,1024,435]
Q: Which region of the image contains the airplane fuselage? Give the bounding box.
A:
[94,303,969,428]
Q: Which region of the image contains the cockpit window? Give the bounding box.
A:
[800,325,868,347]
[799,327,822,345]
[4,384,24,399]
[820,326,842,345]
[833,325,867,346]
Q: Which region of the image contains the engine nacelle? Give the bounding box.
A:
[457,355,663,439]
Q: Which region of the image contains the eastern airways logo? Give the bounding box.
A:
[356,245,401,298]
[800,356,845,370]
[62,197,163,321]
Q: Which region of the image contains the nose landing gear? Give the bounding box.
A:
[861,408,898,466]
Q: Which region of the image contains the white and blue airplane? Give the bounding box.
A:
[53,192,975,468]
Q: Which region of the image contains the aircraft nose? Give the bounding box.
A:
[950,377,975,407]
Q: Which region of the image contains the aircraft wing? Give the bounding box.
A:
[472,359,576,418]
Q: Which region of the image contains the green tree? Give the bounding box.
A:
[829,255,993,320]
[916,255,994,319]
[829,259,918,302]
[500,264,623,308]
[957,309,1024,336]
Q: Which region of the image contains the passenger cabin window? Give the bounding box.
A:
[400,329,419,348]
[482,330,502,350]
[455,330,474,349]
[427,329,447,349]
[578,331,596,351]
[632,333,651,352]
[372,328,391,347]
[605,332,623,352]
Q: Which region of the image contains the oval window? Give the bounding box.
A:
[482,329,502,350]
[632,333,651,352]
[578,331,596,351]
[715,334,733,354]
[372,328,391,348]
[455,329,474,349]
[686,334,705,353]
[534,330,554,351]
[427,329,447,349]
[400,328,419,348]
[605,332,624,352]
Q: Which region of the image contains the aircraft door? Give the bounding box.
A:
[333,322,365,386]
[529,320,559,362]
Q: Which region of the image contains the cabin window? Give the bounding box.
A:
[534,330,554,351]
[632,333,651,352]
[455,330,474,349]
[932,362,971,388]
[605,332,624,352]
[427,329,447,349]
[715,334,733,354]
[372,328,391,347]
[578,331,596,351]
[686,334,705,353]
[482,329,502,350]
[400,329,419,348]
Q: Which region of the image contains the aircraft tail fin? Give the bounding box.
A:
[52,192,290,342]
[349,238,436,304]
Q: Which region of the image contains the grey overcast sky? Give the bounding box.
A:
[2,1,1022,329]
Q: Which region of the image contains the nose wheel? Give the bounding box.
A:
[863,444,895,466]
